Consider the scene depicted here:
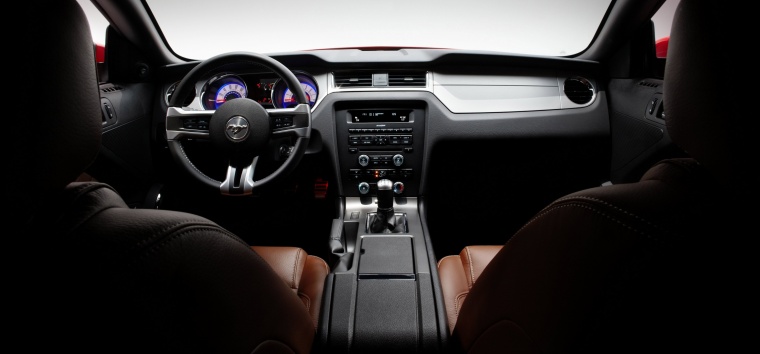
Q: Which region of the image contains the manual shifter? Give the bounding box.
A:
[368,179,407,233]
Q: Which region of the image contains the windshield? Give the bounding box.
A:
[145,0,613,60]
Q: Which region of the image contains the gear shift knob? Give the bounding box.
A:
[376,179,393,211]
[368,179,407,233]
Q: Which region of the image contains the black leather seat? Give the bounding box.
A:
[437,1,752,353]
[16,1,327,353]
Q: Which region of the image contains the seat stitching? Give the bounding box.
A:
[548,196,663,231]
[454,291,469,317]
[127,225,251,267]
[131,220,219,251]
[507,203,661,250]
[65,184,226,254]
[292,249,301,290]
[464,246,475,288]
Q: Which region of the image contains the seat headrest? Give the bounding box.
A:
[664,1,748,193]
[17,0,102,218]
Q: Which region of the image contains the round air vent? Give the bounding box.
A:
[165,81,179,106]
[165,81,195,106]
[563,77,594,104]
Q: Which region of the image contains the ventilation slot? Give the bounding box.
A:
[388,72,426,87]
[563,77,594,104]
[100,85,123,93]
[165,82,178,105]
[638,81,660,88]
[334,73,372,87]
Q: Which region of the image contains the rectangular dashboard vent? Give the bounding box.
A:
[388,72,426,87]
[100,84,123,93]
[334,71,427,88]
[334,72,372,87]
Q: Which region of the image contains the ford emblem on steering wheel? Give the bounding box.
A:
[225,116,249,141]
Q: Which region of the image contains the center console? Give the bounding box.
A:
[320,100,446,353]
[322,196,442,354]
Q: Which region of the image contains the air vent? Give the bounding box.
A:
[334,72,372,87]
[388,72,426,87]
[564,77,594,104]
[100,84,123,93]
[165,81,178,105]
[638,81,660,88]
[165,81,195,106]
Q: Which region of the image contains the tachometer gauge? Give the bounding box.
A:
[272,72,319,109]
[282,82,318,108]
[200,74,248,110]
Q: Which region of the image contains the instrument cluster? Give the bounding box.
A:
[196,71,319,110]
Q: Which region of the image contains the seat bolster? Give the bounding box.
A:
[459,246,503,289]
[438,246,503,333]
[252,246,307,291]
[252,246,329,329]
[299,255,330,329]
[438,255,472,333]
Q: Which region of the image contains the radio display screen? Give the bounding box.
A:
[349,110,412,123]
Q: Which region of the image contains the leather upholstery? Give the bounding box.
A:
[443,157,746,353]
[15,0,102,222]
[438,1,750,352]
[665,1,750,192]
[252,246,330,329]
[17,1,327,353]
[36,183,317,353]
[438,246,502,332]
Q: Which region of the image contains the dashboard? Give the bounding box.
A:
[165,68,596,115]
[158,50,605,199]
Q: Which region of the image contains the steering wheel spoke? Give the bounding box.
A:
[165,107,212,140]
[220,157,258,196]
[268,104,312,138]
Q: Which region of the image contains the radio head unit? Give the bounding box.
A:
[336,104,425,197]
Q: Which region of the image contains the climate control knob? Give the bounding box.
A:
[358,182,370,194]
[392,154,404,166]
[358,154,370,167]
[393,181,405,195]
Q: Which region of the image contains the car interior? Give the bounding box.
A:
[17,0,751,353]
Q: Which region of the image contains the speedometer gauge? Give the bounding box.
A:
[272,72,319,109]
[282,82,318,108]
[214,82,246,108]
[200,74,248,110]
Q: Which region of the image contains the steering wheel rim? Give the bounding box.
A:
[165,51,311,196]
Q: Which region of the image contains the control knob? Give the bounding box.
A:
[392,154,404,166]
[393,181,405,195]
[358,154,370,167]
[358,182,370,194]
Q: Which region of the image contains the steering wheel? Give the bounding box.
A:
[165,52,311,196]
